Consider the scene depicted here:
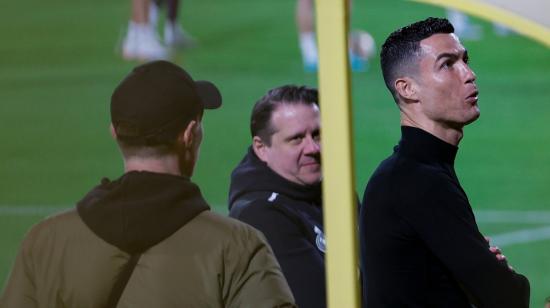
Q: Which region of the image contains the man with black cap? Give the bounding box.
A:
[1,60,295,307]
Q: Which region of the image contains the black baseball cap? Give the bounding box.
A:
[111,60,222,145]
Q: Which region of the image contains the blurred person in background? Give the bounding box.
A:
[296,0,375,72]
[447,9,511,40]
[149,0,196,48]
[122,0,168,61]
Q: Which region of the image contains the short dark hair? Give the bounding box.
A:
[380,17,454,103]
[116,110,203,159]
[251,85,318,145]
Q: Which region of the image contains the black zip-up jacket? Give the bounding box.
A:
[228,147,326,308]
[360,126,530,307]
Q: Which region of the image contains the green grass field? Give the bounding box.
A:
[1,0,549,305]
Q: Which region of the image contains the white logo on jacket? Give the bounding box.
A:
[267,192,279,202]
[314,225,326,253]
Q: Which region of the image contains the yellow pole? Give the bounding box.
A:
[315,0,360,307]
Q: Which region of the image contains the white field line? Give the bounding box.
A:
[489,225,550,248]
[474,210,550,224]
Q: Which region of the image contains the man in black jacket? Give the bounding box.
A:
[360,17,530,307]
[228,85,326,308]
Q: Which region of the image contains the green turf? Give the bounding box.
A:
[1,0,549,305]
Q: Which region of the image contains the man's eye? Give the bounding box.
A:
[290,136,303,143]
[442,61,452,69]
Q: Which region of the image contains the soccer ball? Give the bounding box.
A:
[350,30,376,60]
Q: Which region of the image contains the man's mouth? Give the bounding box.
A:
[466,90,479,104]
[302,161,320,167]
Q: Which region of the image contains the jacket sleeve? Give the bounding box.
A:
[399,173,530,308]
[235,202,326,308]
[221,222,296,308]
[0,228,38,308]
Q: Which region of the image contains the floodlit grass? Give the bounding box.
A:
[1,0,549,305]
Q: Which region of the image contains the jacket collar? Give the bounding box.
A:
[77,171,209,254]
[397,126,458,165]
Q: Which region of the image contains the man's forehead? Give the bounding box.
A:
[419,33,465,57]
[270,103,320,132]
[274,102,319,116]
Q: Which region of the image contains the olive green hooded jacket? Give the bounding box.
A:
[1,172,295,308]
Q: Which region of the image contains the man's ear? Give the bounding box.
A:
[179,120,198,149]
[109,123,117,140]
[394,77,419,103]
[252,136,269,163]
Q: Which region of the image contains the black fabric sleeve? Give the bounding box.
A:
[398,172,530,308]
[235,201,326,308]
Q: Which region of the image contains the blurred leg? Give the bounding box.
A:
[131,0,150,24]
[167,0,179,22]
[296,0,317,71]
[123,0,168,61]
[164,0,195,47]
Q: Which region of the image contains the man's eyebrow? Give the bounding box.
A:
[286,131,306,141]
[435,52,459,62]
[436,49,468,62]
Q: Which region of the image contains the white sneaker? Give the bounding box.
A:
[122,23,169,61]
[164,22,196,48]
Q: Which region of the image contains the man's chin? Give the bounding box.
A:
[464,110,480,125]
[300,172,322,186]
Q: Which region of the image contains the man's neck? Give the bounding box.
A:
[400,116,463,146]
[124,155,182,176]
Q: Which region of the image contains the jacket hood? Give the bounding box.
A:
[228,147,322,209]
[77,171,209,254]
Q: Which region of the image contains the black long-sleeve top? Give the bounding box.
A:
[360,126,530,307]
[228,147,326,308]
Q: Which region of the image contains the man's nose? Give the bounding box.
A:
[463,63,476,84]
[303,136,321,154]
